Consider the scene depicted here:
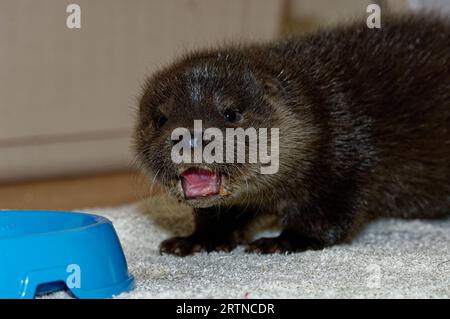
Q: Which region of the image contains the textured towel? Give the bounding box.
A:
[46,195,450,299]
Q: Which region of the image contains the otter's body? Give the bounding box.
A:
[135,14,450,255]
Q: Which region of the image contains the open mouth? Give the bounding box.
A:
[180,167,221,200]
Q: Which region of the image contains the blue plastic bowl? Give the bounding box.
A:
[0,210,134,299]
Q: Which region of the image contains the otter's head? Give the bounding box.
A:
[134,50,313,208]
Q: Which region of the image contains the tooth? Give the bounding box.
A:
[219,183,230,196]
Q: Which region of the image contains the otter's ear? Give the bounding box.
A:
[261,76,283,96]
[246,70,283,96]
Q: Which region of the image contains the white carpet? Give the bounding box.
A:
[49,196,450,299]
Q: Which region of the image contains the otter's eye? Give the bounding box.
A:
[224,109,241,123]
[155,115,168,128]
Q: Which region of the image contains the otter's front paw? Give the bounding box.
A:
[160,235,236,257]
[245,233,324,254]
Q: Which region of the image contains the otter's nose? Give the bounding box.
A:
[170,132,209,148]
[189,136,201,148]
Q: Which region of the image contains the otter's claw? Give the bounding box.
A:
[160,235,235,256]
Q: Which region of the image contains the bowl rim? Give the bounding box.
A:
[0,210,111,240]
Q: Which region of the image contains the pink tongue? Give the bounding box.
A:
[181,168,220,199]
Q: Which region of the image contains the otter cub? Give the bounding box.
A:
[134,14,450,256]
